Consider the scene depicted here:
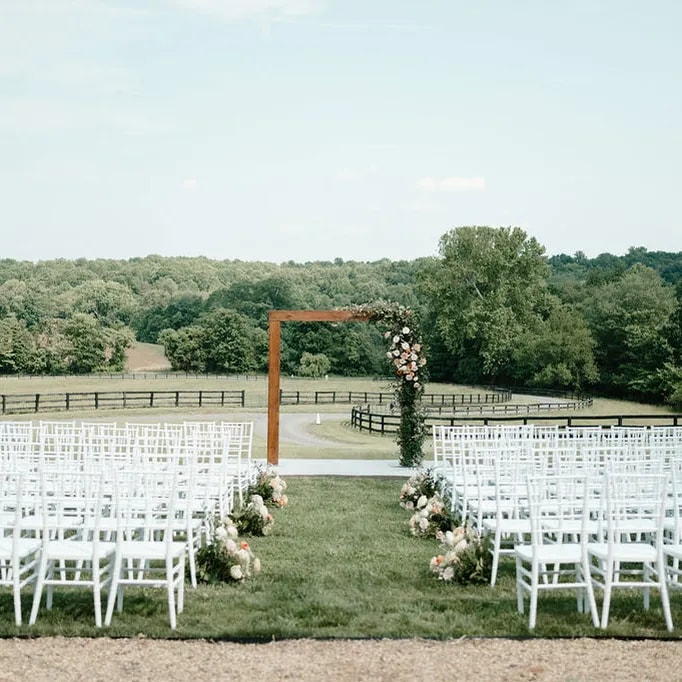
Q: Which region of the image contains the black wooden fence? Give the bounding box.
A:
[279,388,511,406]
[0,390,246,415]
[350,406,682,436]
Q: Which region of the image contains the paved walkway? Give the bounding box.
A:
[260,458,417,477]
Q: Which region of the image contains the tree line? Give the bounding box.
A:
[0,230,681,408]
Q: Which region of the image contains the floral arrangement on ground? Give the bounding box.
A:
[249,465,288,509]
[399,468,442,510]
[398,469,492,585]
[195,515,261,583]
[195,469,288,583]
[229,493,275,536]
[429,526,492,585]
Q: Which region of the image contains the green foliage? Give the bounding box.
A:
[159,309,266,373]
[133,295,205,343]
[511,303,599,391]
[298,351,331,378]
[422,226,553,384]
[581,264,676,399]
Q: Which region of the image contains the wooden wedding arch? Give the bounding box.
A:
[267,309,367,465]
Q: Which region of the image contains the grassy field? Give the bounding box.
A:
[3,476,679,639]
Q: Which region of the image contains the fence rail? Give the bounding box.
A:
[350,407,682,436]
[279,388,511,406]
[0,390,246,415]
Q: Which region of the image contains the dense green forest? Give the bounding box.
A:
[1,227,681,408]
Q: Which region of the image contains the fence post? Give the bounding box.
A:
[1,395,4,414]
[123,392,127,409]
[199,391,203,407]
[35,394,40,412]
[150,392,154,407]
[66,393,70,411]
[240,390,245,407]
[175,391,180,407]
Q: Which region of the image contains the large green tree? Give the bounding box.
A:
[581,264,676,399]
[159,309,266,373]
[422,226,552,383]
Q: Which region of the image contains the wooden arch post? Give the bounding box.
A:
[267,309,366,465]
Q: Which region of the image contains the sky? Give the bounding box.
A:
[1,0,681,264]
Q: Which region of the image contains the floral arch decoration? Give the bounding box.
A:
[266,303,428,468]
[349,301,428,467]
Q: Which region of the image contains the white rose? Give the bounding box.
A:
[225,539,238,554]
[226,525,238,539]
[416,495,427,509]
[237,548,251,565]
[215,526,228,542]
[402,326,410,334]
[230,565,243,580]
[442,566,454,581]
[455,539,468,553]
[418,517,429,531]
[251,494,264,506]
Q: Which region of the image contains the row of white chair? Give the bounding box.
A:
[515,470,682,631]
[0,465,189,628]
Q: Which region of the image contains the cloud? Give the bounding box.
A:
[416,176,487,192]
[173,0,319,20]
[182,178,199,190]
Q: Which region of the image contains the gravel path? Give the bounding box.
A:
[2,637,681,681]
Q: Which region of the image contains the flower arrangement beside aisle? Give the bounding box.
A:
[229,494,275,536]
[408,493,454,538]
[249,466,288,509]
[429,526,492,585]
[195,516,262,584]
[399,468,441,510]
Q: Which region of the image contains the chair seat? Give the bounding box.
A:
[515,542,583,564]
[0,537,42,559]
[42,540,116,561]
[483,517,531,534]
[588,541,657,563]
[115,540,186,561]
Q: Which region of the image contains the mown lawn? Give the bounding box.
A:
[4,476,681,640]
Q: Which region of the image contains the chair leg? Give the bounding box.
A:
[178,554,186,614]
[658,558,674,632]
[490,531,501,587]
[29,553,49,626]
[105,553,123,626]
[600,561,614,629]
[166,559,177,630]
[515,557,525,615]
[12,576,23,626]
[529,561,539,630]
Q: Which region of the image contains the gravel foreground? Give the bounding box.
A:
[1,637,682,681]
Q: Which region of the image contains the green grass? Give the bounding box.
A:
[3,477,681,639]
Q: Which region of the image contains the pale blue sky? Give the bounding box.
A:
[1,0,680,263]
